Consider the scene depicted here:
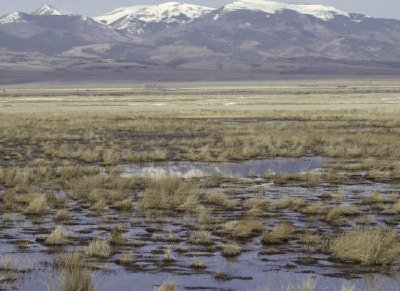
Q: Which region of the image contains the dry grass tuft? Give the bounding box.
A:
[51,251,96,291]
[261,222,294,245]
[361,191,386,205]
[85,238,112,258]
[117,251,135,265]
[109,225,126,245]
[286,277,317,291]
[163,247,175,262]
[330,227,400,266]
[191,258,206,269]
[156,280,177,291]
[190,231,214,246]
[326,206,359,223]
[55,209,71,222]
[46,225,66,245]
[25,194,48,215]
[221,243,242,257]
[224,219,265,240]
[140,176,198,212]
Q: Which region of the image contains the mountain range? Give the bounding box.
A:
[1,1,400,84]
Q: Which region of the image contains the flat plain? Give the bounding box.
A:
[1,80,400,291]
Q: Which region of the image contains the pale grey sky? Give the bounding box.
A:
[0,0,398,20]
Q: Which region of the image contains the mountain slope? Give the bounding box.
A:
[94,2,213,36]
[2,0,400,82]
[0,6,128,53]
[144,0,400,67]
[32,4,70,16]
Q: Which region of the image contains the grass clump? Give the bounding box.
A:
[163,247,175,262]
[85,238,112,258]
[286,277,317,291]
[157,280,177,291]
[116,251,135,265]
[191,258,206,269]
[189,231,214,246]
[224,219,265,240]
[55,209,71,222]
[24,194,48,215]
[261,222,294,245]
[221,243,242,258]
[46,225,66,245]
[140,176,198,212]
[206,192,238,209]
[330,227,400,266]
[109,225,126,245]
[51,251,96,291]
[361,191,386,205]
[326,206,359,223]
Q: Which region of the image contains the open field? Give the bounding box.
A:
[1,80,400,290]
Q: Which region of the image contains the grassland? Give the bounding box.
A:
[0,80,400,290]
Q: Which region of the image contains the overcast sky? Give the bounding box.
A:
[0,0,398,20]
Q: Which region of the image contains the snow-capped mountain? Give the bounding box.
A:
[32,4,70,16]
[223,0,349,21]
[95,2,213,36]
[0,5,128,53]
[0,12,26,25]
[1,0,400,83]
[146,0,400,65]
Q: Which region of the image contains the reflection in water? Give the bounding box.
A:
[120,157,324,178]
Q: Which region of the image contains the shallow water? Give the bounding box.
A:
[120,157,324,178]
[3,158,400,291]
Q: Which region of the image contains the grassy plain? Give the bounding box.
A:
[0,80,400,290]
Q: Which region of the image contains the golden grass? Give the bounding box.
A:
[46,225,66,245]
[221,243,242,257]
[326,206,360,223]
[55,209,71,222]
[49,269,96,291]
[302,202,324,215]
[224,219,265,240]
[261,222,294,245]
[191,258,206,269]
[330,227,400,266]
[361,192,386,205]
[163,247,175,262]
[85,238,112,258]
[206,192,238,209]
[140,176,198,211]
[24,194,48,215]
[116,251,135,265]
[189,231,214,246]
[286,277,317,291]
[51,251,96,291]
[157,280,177,291]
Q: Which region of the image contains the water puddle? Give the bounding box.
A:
[120,157,324,178]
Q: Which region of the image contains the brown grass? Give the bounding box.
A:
[46,225,66,245]
[85,238,112,258]
[261,222,294,245]
[330,227,400,266]
[157,280,176,291]
[224,219,265,240]
[221,243,242,257]
[140,176,198,211]
[24,194,48,215]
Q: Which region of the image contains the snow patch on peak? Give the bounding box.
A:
[0,12,26,25]
[95,2,213,25]
[32,4,69,16]
[224,0,349,21]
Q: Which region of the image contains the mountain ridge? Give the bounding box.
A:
[1,0,400,83]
